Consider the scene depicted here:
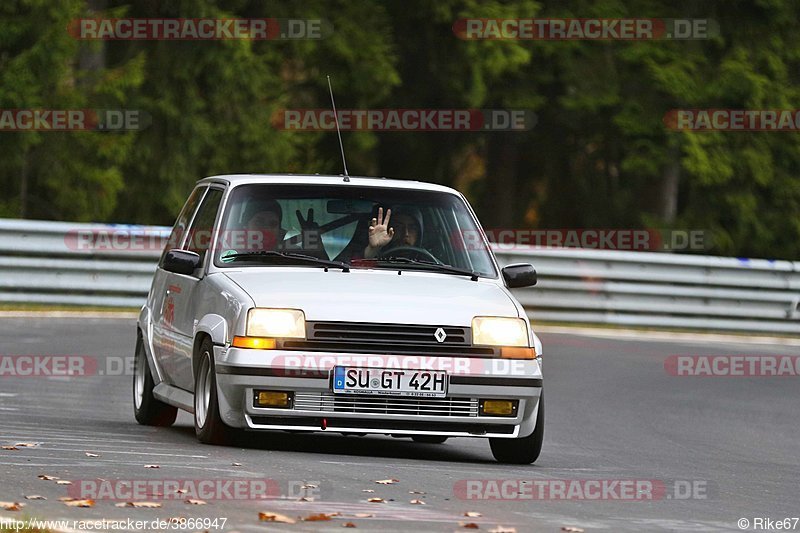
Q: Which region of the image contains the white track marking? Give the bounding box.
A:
[0,311,137,319]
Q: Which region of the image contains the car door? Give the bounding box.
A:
[151,186,206,385]
[161,186,225,391]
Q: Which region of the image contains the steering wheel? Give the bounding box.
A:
[378,246,443,265]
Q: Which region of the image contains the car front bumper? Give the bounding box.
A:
[214,346,543,438]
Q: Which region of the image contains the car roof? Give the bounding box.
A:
[197,174,462,195]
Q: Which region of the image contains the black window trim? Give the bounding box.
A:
[183,184,227,278]
[208,182,499,279]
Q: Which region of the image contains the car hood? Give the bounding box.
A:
[222,268,518,325]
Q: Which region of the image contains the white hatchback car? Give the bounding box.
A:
[134,174,543,463]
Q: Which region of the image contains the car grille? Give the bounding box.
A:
[280,321,497,357]
[293,392,480,417]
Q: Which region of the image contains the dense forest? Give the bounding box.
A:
[1,0,799,260]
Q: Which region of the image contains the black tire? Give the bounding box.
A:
[489,394,544,464]
[194,338,229,445]
[133,334,178,427]
[411,435,449,444]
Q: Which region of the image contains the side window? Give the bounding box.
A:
[184,189,224,268]
[160,186,206,264]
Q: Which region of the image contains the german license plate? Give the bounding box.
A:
[333,367,447,398]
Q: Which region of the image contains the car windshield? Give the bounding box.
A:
[212,184,497,278]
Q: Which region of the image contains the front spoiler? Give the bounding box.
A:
[214,346,543,439]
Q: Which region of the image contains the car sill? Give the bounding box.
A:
[153,382,195,413]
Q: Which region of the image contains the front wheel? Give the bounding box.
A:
[489,395,544,464]
[194,338,228,445]
[133,335,177,427]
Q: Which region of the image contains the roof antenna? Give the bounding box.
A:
[327,75,349,182]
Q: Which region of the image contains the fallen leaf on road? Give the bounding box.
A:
[38,474,59,481]
[302,483,318,489]
[58,497,75,502]
[1,446,19,450]
[175,489,187,494]
[85,452,99,457]
[410,499,426,505]
[232,462,242,467]
[302,513,334,521]
[361,489,375,493]
[367,497,385,503]
[459,523,480,529]
[115,501,162,508]
[408,490,425,494]
[298,496,315,502]
[465,511,482,517]
[64,499,94,507]
[354,513,374,518]
[14,442,38,447]
[259,512,296,524]
[144,464,160,469]
[342,523,357,528]
[55,480,72,485]
[0,501,24,511]
[185,499,207,505]
[488,527,516,533]
[374,479,399,484]
[561,528,585,533]
[25,495,46,500]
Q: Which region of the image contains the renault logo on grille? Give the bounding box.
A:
[434,327,447,343]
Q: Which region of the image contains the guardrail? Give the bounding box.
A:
[2,219,799,334]
[0,219,168,308]
[494,247,800,334]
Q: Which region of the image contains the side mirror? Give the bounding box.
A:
[502,263,537,288]
[162,249,201,275]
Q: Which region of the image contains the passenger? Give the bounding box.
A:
[243,199,286,251]
[242,200,329,258]
[364,206,423,259]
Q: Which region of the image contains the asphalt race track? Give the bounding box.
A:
[0,316,798,532]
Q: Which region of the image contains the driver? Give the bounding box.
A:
[364,206,423,259]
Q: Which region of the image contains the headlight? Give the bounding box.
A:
[246,308,306,339]
[472,316,529,347]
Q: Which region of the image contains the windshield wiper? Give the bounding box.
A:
[363,257,479,281]
[223,251,350,272]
